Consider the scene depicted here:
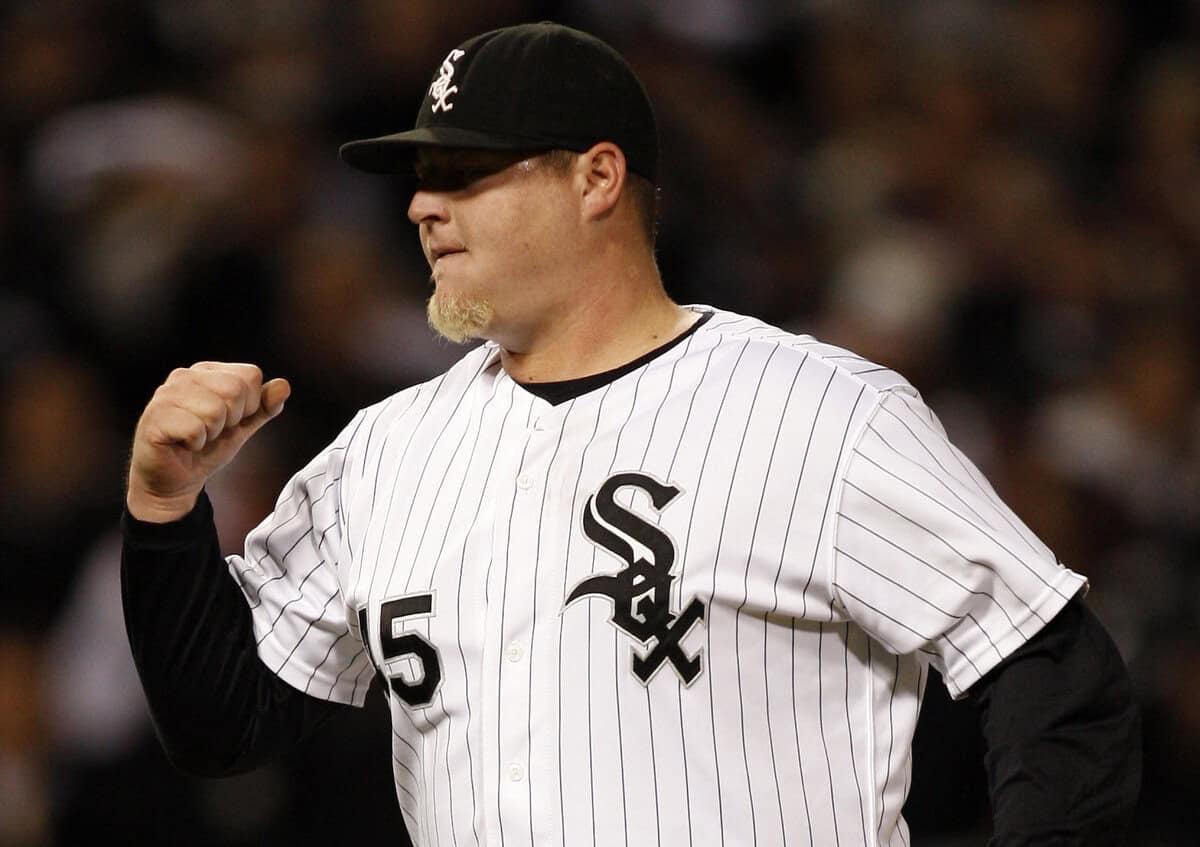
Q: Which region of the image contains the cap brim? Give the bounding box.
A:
[339,127,561,173]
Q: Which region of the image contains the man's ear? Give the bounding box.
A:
[578,142,627,223]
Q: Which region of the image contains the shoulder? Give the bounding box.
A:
[339,342,497,451]
[690,305,917,400]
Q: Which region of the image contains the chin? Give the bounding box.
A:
[427,290,495,344]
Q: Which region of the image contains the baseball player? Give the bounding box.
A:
[122,22,1140,847]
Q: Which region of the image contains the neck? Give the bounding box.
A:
[497,258,694,383]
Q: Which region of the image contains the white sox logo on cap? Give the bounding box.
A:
[429,48,466,113]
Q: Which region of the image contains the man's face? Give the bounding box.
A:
[407,148,578,346]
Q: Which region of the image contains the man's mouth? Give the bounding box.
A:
[430,244,467,263]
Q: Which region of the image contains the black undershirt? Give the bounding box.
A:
[120,308,1140,842]
[514,310,712,404]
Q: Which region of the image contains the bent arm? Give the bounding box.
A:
[120,492,342,777]
[969,598,1142,846]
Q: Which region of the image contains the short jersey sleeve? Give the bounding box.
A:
[831,388,1088,698]
[227,414,376,706]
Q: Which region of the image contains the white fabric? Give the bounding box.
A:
[230,306,1086,846]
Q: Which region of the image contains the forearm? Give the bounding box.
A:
[120,492,341,776]
[971,599,1142,845]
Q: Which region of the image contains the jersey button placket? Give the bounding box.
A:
[496,400,541,832]
[485,400,534,842]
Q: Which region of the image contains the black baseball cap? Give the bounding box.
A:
[338,22,658,181]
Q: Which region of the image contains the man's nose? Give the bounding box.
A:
[408,189,449,225]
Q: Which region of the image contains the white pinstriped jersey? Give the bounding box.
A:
[230,306,1086,846]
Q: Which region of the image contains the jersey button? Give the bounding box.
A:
[516,473,533,491]
[505,642,525,663]
[508,763,525,782]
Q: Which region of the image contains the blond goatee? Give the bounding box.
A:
[427,289,495,344]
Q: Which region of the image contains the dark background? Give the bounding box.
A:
[1,1,1197,844]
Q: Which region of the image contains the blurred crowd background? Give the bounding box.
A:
[1,0,1197,844]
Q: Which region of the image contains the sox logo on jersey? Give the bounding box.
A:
[566,471,706,685]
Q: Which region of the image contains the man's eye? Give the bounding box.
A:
[415,165,491,190]
[455,166,489,183]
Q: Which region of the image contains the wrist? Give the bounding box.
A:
[126,487,202,523]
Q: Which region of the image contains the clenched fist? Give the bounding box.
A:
[127,362,290,523]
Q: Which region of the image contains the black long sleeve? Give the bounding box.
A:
[970,598,1142,845]
[120,492,344,777]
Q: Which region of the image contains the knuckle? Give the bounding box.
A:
[150,381,184,408]
[195,392,227,418]
[169,390,221,425]
[202,364,262,399]
[234,363,264,387]
[180,414,207,440]
[208,372,245,400]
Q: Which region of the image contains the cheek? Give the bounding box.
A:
[459,183,575,282]
[512,193,573,260]
[472,210,534,273]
